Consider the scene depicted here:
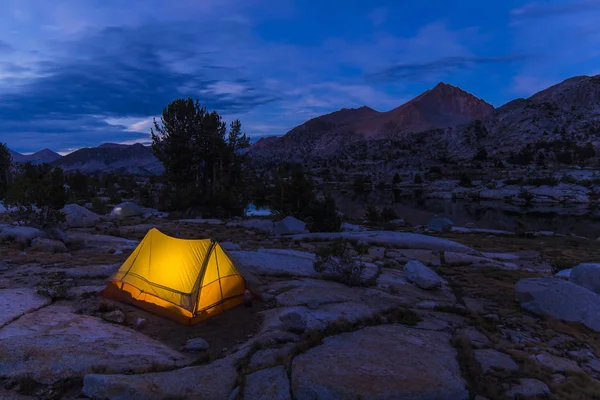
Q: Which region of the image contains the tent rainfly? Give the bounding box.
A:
[101,228,248,325]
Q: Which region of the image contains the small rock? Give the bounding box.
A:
[570,263,600,294]
[555,269,571,280]
[463,297,487,314]
[182,338,210,352]
[404,260,443,290]
[0,262,8,271]
[532,353,583,373]
[31,237,67,253]
[474,349,518,373]
[134,318,147,330]
[273,216,308,235]
[102,310,125,324]
[505,378,550,398]
[110,202,144,218]
[428,215,453,233]
[456,328,490,349]
[280,311,307,334]
[113,250,123,256]
[568,349,594,362]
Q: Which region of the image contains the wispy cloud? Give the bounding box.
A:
[511,0,600,18]
[0,40,13,53]
[509,74,556,96]
[368,8,388,27]
[367,55,527,83]
[508,0,600,95]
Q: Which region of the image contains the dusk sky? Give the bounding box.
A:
[1,0,600,154]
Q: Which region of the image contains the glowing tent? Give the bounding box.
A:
[101,228,248,325]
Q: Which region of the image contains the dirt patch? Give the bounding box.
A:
[72,295,265,358]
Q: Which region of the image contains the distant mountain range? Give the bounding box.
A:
[250,75,600,163]
[9,148,63,165]
[52,143,164,175]
[9,143,163,175]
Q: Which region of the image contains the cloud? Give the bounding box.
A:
[368,8,388,27]
[508,0,600,95]
[0,20,283,152]
[511,0,600,18]
[367,55,527,83]
[509,74,556,96]
[0,40,13,53]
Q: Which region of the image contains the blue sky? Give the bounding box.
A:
[1,0,599,153]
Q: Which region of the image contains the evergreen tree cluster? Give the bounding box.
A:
[151,98,250,215]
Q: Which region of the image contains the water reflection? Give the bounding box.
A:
[330,189,600,238]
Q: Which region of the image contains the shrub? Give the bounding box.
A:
[364,203,380,224]
[459,173,472,188]
[380,206,398,222]
[414,174,423,184]
[392,173,401,185]
[472,148,488,161]
[556,150,573,165]
[518,189,534,206]
[306,194,342,232]
[313,239,367,286]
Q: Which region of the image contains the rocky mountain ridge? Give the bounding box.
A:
[250,82,494,160]
[251,75,600,166]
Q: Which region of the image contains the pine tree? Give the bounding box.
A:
[151,98,250,214]
[0,143,12,199]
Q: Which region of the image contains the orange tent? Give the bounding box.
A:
[101,228,247,325]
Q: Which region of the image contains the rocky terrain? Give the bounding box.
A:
[249,75,600,196]
[420,74,600,161]
[2,204,600,399]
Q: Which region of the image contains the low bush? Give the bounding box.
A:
[314,239,368,286]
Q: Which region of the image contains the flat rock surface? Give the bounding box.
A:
[244,365,291,400]
[82,354,238,400]
[290,231,476,254]
[66,232,139,251]
[291,324,469,400]
[230,250,317,277]
[0,305,189,384]
[0,288,51,328]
